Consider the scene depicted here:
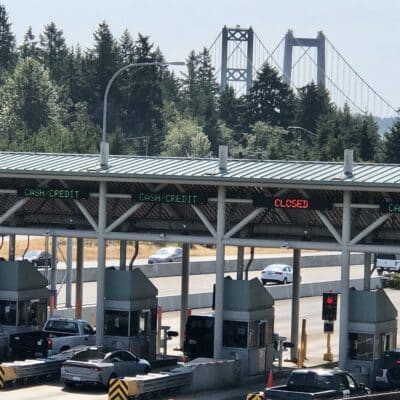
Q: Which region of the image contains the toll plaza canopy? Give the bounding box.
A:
[0,150,399,254]
[0,148,399,369]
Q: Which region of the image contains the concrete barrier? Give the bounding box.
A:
[182,359,241,392]
[52,253,364,284]
[57,277,382,320]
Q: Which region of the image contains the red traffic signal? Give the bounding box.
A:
[322,292,338,321]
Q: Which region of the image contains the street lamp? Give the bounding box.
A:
[287,126,317,137]
[100,60,185,168]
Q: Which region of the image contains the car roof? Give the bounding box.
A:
[265,264,292,268]
[295,368,344,376]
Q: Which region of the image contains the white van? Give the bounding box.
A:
[375,254,400,275]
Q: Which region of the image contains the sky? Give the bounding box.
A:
[2,0,400,109]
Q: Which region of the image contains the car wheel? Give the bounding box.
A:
[282,277,288,285]
[377,269,383,276]
[143,367,151,374]
[64,381,75,389]
[387,367,400,387]
[261,279,267,285]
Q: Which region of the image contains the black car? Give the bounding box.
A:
[20,250,54,267]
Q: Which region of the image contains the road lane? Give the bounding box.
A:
[56,264,372,307]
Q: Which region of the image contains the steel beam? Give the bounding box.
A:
[74,200,98,231]
[349,214,392,245]
[65,237,72,308]
[0,198,29,225]
[51,236,58,308]
[214,186,226,359]
[339,191,351,370]
[290,249,301,361]
[180,243,190,349]
[224,208,264,239]
[75,237,84,319]
[96,181,107,348]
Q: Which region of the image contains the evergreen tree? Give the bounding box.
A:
[295,82,332,145]
[120,33,165,154]
[89,21,119,125]
[20,26,39,59]
[0,4,16,72]
[39,22,69,85]
[244,63,295,128]
[383,119,400,163]
[182,48,219,121]
[356,114,380,161]
[218,85,244,142]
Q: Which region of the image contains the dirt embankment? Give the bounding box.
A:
[0,237,295,262]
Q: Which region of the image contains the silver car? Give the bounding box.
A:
[260,264,293,285]
[61,348,151,389]
[148,247,183,264]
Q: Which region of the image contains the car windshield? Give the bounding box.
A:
[24,251,42,257]
[70,349,105,361]
[156,248,174,255]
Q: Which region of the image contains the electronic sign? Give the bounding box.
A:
[17,187,89,200]
[380,202,400,214]
[252,194,332,211]
[132,191,208,206]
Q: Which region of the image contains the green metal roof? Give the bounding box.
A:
[0,151,399,191]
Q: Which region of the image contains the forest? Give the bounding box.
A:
[0,4,399,163]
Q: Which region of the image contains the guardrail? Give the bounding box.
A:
[0,358,62,389]
[108,370,192,400]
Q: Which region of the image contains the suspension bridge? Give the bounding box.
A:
[208,26,397,121]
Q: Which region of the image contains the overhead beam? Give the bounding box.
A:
[176,184,217,238]
[299,189,342,244]
[349,214,392,245]
[224,208,264,239]
[0,198,29,225]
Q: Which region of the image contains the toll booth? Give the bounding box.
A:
[104,268,158,361]
[221,277,274,376]
[0,261,49,360]
[347,288,397,387]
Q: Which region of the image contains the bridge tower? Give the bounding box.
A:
[221,26,254,93]
[283,30,326,87]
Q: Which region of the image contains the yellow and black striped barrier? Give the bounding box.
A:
[246,392,264,400]
[108,378,129,400]
[108,371,192,399]
[0,365,17,389]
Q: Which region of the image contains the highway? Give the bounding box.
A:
[55,263,373,306]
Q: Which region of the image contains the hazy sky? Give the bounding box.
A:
[3,0,400,108]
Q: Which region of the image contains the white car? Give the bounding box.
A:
[148,247,183,264]
[261,264,293,285]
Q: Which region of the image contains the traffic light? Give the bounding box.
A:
[322,292,338,321]
[323,321,334,333]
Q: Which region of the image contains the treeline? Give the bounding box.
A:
[0,4,399,162]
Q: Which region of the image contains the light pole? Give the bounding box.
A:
[100,60,185,168]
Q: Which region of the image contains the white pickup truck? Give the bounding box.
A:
[10,317,96,359]
[375,254,400,275]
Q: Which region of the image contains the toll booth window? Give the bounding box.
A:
[348,333,374,360]
[380,333,391,354]
[130,311,140,336]
[223,320,248,348]
[0,300,17,325]
[258,322,266,347]
[17,299,47,326]
[105,310,129,337]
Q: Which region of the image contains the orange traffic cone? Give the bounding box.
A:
[266,369,274,388]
